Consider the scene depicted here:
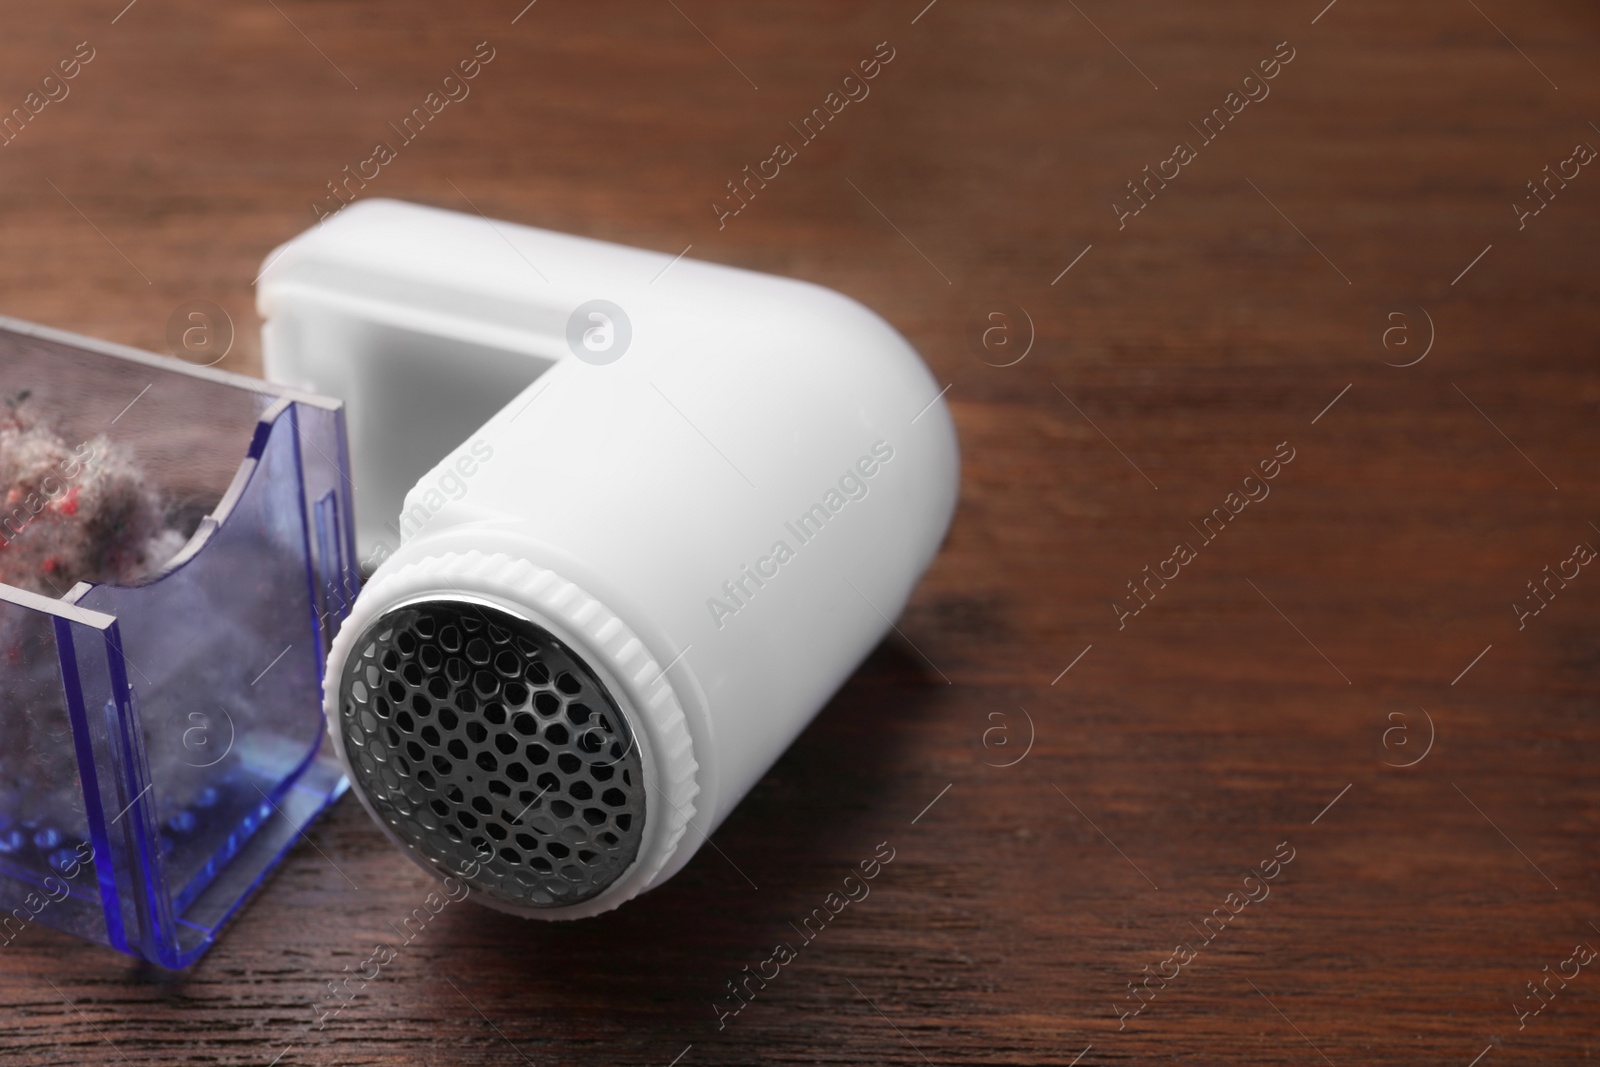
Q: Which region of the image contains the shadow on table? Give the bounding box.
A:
[418,637,948,1030]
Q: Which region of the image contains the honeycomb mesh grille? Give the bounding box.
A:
[338,600,646,908]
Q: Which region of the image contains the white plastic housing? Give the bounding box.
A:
[259,200,959,917]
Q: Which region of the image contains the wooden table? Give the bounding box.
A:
[2,1,1597,1063]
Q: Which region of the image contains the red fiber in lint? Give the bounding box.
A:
[0,394,183,597]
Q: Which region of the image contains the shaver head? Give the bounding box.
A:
[337,599,646,908]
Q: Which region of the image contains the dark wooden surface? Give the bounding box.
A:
[3,1,1599,1063]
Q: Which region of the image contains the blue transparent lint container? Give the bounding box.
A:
[0,315,357,968]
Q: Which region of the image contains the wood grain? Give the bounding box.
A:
[1,0,1598,1063]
